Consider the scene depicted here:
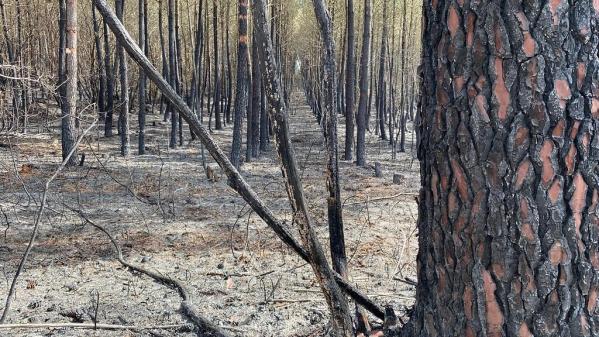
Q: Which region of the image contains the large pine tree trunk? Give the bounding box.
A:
[405,1,599,336]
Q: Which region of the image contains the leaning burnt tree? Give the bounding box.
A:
[404,1,599,336]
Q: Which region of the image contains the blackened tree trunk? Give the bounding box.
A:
[92,5,106,119]
[250,35,261,157]
[59,0,78,166]
[168,0,178,148]
[405,1,599,336]
[260,79,268,148]
[116,0,129,156]
[225,0,233,126]
[137,0,146,155]
[311,0,347,281]
[376,0,388,141]
[355,0,371,167]
[230,0,249,169]
[213,1,222,130]
[343,0,355,161]
[103,20,115,136]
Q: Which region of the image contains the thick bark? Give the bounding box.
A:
[344,0,356,161]
[116,0,129,156]
[405,1,599,336]
[355,0,371,167]
[230,0,249,169]
[93,0,385,321]
[59,0,78,166]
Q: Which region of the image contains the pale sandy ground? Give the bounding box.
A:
[0,95,419,336]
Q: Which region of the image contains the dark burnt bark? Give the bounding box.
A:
[168,0,178,148]
[311,0,348,284]
[116,0,129,156]
[213,1,222,130]
[355,0,371,167]
[103,19,115,136]
[376,0,388,141]
[230,0,249,169]
[92,5,106,119]
[137,0,146,155]
[405,1,599,336]
[344,0,356,161]
[251,35,261,157]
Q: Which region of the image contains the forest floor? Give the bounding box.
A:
[0,94,419,337]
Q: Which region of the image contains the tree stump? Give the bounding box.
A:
[393,174,403,185]
[374,162,382,177]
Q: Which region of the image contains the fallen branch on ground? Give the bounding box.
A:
[0,120,97,324]
[0,323,190,331]
[69,208,231,337]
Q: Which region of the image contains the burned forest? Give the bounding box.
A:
[1,1,599,337]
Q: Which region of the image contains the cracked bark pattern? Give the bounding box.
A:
[406,0,599,336]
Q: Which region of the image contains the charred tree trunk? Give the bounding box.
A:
[405,1,599,336]
[251,35,261,158]
[59,0,78,166]
[115,0,129,156]
[168,0,178,148]
[137,0,146,155]
[355,0,371,167]
[343,0,356,161]
[213,1,222,130]
[92,5,106,119]
[225,0,233,126]
[311,0,348,283]
[230,0,249,169]
[103,20,115,136]
[376,0,388,141]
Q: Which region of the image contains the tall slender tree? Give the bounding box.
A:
[115,0,129,156]
[311,0,347,283]
[138,0,147,154]
[59,0,78,165]
[230,0,249,169]
[92,5,106,120]
[168,0,178,148]
[376,0,388,141]
[343,0,355,161]
[213,1,222,130]
[355,0,371,167]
